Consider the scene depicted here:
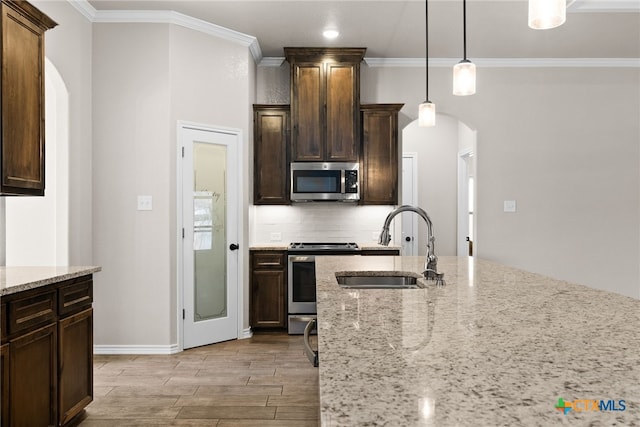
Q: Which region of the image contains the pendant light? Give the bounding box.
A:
[453,0,476,96]
[418,0,435,127]
[528,0,566,30]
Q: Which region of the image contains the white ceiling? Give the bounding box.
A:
[86,0,640,60]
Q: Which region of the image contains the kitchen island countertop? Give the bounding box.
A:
[0,266,101,296]
[315,256,640,426]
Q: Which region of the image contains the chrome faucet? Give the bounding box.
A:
[378,205,445,286]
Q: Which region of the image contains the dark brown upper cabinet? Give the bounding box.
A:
[285,48,365,163]
[253,105,290,205]
[360,104,403,205]
[1,0,57,196]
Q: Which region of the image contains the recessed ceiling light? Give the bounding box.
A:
[323,30,339,39]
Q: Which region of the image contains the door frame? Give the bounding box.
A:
[176,120,245,352]
[457,148,474,257]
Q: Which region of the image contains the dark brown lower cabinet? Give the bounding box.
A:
[1,275,94,426]
[250,251,287,329]
[58,308,93,426]
[9,323,57,426]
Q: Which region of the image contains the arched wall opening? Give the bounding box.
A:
[401,114,477,257]
[5,58,70,266]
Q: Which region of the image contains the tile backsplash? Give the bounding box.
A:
[251,204,399,245]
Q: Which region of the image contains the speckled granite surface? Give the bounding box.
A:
[0,266,101,296]
[315,256,640,426]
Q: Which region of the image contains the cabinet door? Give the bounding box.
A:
[253,106,290,204]
[250,252,286,329]
[361,104,403,205]
[291,63,324,161]
[251,269,286,328]
[326,62,359,162]
[0,2,54,196]
[58,308,93,426]
[1,343,8,426]
[9,323,57,426]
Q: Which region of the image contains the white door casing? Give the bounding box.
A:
[457,149,474,257]
[178,122,241,349]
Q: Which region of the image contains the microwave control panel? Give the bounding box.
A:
[345,170,358,193]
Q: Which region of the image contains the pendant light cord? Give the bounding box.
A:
[463,0,467,61]
[425,0,429,102]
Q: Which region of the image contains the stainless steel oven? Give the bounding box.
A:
[287,242,360,334]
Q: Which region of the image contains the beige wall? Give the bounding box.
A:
[260,63,640,299]
[92,23,253,347]
[32,0,93,265]
[371,65,640,299]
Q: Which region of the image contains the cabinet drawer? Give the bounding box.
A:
[252,252,286,269]
[8,290,57,335]
[58,278,93,317]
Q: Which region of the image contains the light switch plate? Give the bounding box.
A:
[503,200,516,213]
[137,195,153,211]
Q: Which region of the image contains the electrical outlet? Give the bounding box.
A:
[270,232,282,242]
[137,195,153,211]
[503,200,516,213]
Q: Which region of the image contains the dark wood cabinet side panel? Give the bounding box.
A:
[326,64,359,162]
[292,64,323,161]
[58,308,93,426]
[9,322,57,427]
[1,343,8,426]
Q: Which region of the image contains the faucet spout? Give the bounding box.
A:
[378,205,444,285]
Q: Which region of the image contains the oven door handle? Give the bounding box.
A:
[289,255,314,262]
[303,318,319,367]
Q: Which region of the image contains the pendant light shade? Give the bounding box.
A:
[453,60,476,96]
[528,0,566,30]
[453,0,475,96]
[419,101,436,127]
[419,0,435,127]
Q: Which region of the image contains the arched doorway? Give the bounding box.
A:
[5,58,70,266]
[401,114,477,257]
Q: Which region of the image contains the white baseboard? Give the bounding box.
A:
[94,330,253,354]
[94,344,181,355]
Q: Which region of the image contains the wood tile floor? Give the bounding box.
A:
[81,332,319,426]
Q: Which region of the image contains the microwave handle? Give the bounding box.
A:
[303,318,319,367]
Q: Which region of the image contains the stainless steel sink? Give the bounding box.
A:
[336,274,424,289]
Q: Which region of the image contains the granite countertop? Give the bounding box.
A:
[0,266,102,296]
[314,256,640,426]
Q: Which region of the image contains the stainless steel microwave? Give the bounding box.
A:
[290,162,359,202]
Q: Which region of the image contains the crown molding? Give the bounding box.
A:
[67,0,262,62]
[358,57,640,68]
[568,0,640,12]
[261,57,640,68]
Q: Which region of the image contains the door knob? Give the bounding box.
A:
[405,236,412,242]
[229,243,239,251]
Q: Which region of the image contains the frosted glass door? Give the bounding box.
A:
[181,125,238,349]
[193,142,227,321]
